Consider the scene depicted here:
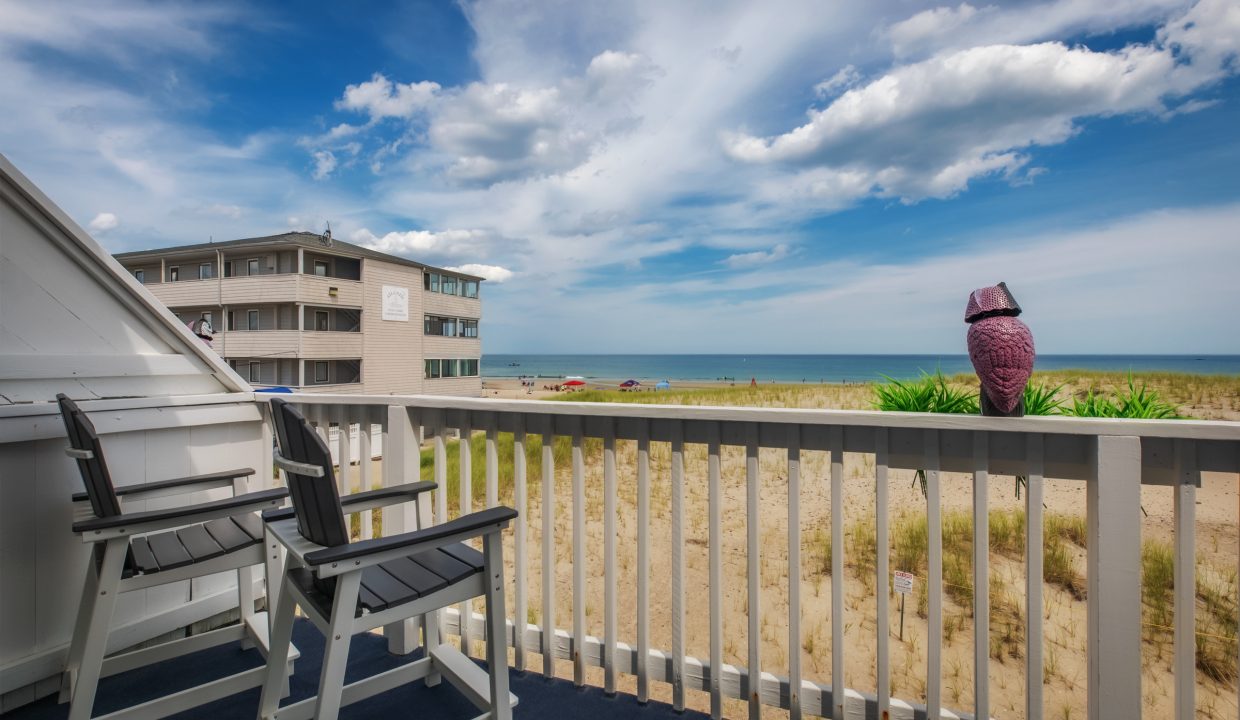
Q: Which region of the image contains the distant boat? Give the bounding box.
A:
[508,362,520,366]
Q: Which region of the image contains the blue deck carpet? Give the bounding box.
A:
[5,620,708,719]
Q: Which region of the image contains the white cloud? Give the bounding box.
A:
[350,227,500,261]
[89,212,119,232]
[724,19,1238,201]
[335,73,440,120]
[311,150,337,180]
[447,263,514,283]
[723,243,790,269]
[814,65,861,98]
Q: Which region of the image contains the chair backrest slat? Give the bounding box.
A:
[269,398,349,549]
[56,394,121,519]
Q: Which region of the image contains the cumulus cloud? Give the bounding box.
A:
[724,14,1239,201]
[447,263,514,283]
[89,212,119,232]
[814,65,861,98]
[335,73,440,120]
[350,227,498,260]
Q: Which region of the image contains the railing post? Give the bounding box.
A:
[383,403,419,654]
[1173,439,1197,720]
[1088,435,1142,720]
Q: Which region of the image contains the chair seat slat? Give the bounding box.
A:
[360,565,418,611]
[130,537,159,573]
[233,512,265,542]
[146,530,193,570]
[412,547,478,583]
[387,555,453,595]
[205,516,256,552]
[178,524,226,562]
[440,542,484,570]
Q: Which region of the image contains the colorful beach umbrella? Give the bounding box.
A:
[563,379,586,387]
[620,379,640,387]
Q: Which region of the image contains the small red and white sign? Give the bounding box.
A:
[893,570,915,595]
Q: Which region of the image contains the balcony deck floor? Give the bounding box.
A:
[9,620,708,719]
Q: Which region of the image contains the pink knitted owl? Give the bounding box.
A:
[965,282,1035,417]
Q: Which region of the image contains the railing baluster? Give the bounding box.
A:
[1173,439,1197,720]
[572,418,586,686]
[708,423,723,719]
[335,405,350,498]
[746,423,761,719]
[486,419,498,509]
[432,412,448,643]
[1026,433,1044,720]
[830,425,845,720]
[1088,435,1142,720]
[973,432,990,720]
[541,422,556,678]
[460,419,473,654]
[787,426,802,720]
[926,429,942,720]
[514,420,528,672]
[637,421,651,702]
[604,418,618,695]
[358,408,373,540]
[671,420,686,710]
[875,429,891,720]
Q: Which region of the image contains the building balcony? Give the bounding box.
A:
[141,273,363,309]
[6,391,1238,719]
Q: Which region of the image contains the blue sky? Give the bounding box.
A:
[2,0,1238,354]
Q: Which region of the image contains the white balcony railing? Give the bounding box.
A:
[265,392,1240,720]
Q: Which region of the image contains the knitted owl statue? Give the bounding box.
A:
[965,282,1035,417]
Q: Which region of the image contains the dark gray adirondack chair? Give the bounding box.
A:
[56,394,293,720]
[258,398,518,720]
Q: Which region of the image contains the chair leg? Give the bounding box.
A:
[67,538,127,720]
[60,549,101,703]
[257,568,297,719]
[314,572,361,720]
[423,610,441,687]
[483,532,512,720]
[238,564,257,650]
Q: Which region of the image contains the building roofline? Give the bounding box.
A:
[0,152,251,394]
[114,232,485,281]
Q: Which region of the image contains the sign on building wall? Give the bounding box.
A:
[381,285,408,321]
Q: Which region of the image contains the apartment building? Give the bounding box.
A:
[114,232,483,396]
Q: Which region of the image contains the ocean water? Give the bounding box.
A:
[482,354,1240,383]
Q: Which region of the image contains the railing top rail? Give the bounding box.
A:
[268,392,1240,442]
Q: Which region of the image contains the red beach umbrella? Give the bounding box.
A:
[563,379,586,387]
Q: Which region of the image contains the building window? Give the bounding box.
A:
[199,263,212,280]
[169,266,179,281]
[463,280,479,298]
[315,310,329,331]
[424,359,440,379]
[440,275,457,296]
[248,362,261,382]
[462,319,478,338]
[313,260,328,277]
[134,269,144,283]
[223,261,233,277]
[424,272,439,292]
[247,258,260,276]
[314,361,329,383]
[462,359,479,376]
[441,359,459,378]
[247,309,259,331]
[227,311,235,331]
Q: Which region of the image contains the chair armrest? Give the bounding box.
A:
[305,506,517,570]
[73,487,288,538]
[262,482,437,523]
[70,468,255,502]
[341,482,436,512]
